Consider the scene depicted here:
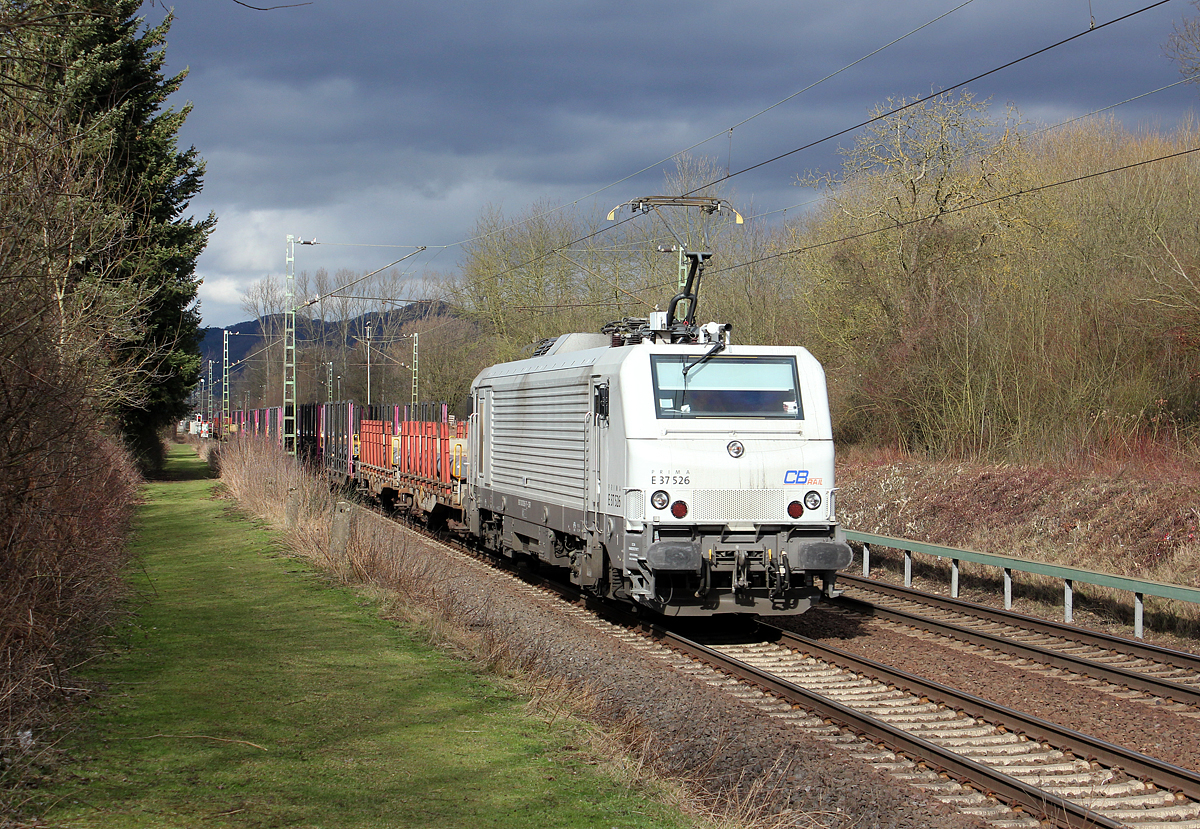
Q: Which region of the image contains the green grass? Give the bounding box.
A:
[40,443,704,829]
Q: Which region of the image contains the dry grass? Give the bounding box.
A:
[837,446,1200,639]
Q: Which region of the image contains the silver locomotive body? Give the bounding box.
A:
[465,323,852,616]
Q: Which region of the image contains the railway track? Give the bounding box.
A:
[586,610,1200,828]
[588,607,1200,826]
[832,575,1200,708]
[366,502,1200,827]
[722,622,1200,828]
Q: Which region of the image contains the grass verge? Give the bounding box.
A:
[34,443,709,829]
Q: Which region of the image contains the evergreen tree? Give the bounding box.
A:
[54,0,215,466]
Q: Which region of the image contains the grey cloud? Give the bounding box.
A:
[151,0,1200,327]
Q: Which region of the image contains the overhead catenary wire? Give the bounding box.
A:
[511,298,656,311]
[295,247,426,310]
[446,0,1177,302]
[742,75,1195,225]
[324,296,443,305]
[570,139,1200,300]
[685,0,1176,196]
[713,144,1200,274]
[552,250,655,310]
[226,335,282,372]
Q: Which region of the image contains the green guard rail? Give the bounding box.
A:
[844,530,1200,639]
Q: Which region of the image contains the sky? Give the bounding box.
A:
[142,0,1200,329]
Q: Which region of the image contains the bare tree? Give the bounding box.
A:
[1166,1,1200,82]
[241,273,286,406]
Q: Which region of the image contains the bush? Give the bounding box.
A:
[0,433,140,794]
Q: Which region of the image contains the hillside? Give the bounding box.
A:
[836,450,1200,635]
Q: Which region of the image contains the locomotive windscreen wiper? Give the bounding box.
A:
[682,340,724,376]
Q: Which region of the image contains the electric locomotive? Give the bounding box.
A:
[464,306,851,615]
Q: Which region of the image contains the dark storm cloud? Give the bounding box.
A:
[147,0,1200,326]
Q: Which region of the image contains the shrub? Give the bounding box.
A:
[0,433,140,794]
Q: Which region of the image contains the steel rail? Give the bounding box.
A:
[839,573,1200,674]
[754,622,1200,799]
[829,589,1200,707]
[645,623,1127,829]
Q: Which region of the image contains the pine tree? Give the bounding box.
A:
[53,0,215,466]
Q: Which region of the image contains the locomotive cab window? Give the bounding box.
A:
[651,355,803,419]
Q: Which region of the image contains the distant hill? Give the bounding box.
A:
[197,302,452,373]
[198,318,262,371]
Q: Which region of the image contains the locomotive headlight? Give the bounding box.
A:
[650,490,670,511]
[727,440,744,458]
[803,490,822,511]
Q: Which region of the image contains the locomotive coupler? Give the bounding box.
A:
[734,548,750,593]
